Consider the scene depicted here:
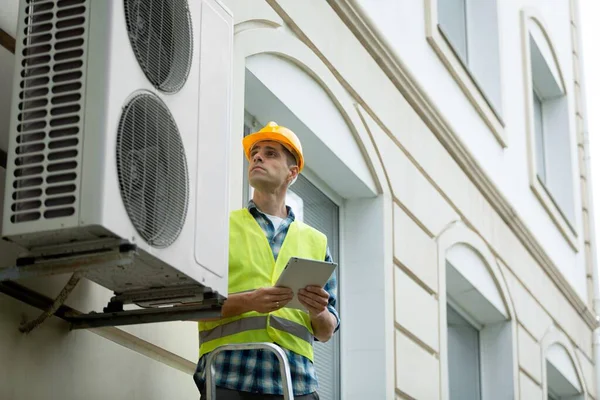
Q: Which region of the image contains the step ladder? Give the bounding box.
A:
[204,342,294,400]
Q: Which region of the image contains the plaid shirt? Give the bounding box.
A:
[194,200,340,396]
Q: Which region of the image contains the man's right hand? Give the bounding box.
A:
[205,287,294,320]
[249,287,294,313]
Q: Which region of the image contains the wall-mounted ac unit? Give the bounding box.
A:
[2,0,232,307]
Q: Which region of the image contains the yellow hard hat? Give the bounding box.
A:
[243,121,304,172]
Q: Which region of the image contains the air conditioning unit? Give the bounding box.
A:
[2,0,232,307]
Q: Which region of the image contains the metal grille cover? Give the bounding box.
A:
[123,0,193,93]
[10,0,87,224]
[116,92,189,248]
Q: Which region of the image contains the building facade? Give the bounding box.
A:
[0,0,598,399]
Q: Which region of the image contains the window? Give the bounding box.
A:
[437,0,502,115]
[438,225,517,400]
[444,255,514,400]
[438,0,468,65]
[530,37,573,217]
[533,90,547,183]
[447,304,481,400]
[427,0,505,145]
[521,10,578,249]
[288,175,341,400]
[541,329,586,400]
[546,354,583,400]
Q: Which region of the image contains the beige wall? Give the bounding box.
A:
[0,292,198,400]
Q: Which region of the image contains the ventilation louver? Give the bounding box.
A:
[116,92,189,248]
[123,0,193,93]
[10,0,87,224]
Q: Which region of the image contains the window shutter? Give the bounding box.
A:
[289,175,340,400]
[447,305,482,400]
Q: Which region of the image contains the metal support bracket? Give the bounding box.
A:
[0,279,224,330]
[67,298,223,329]
[0,247,224,330]
[19,272,81,333]
[0,249,135,282]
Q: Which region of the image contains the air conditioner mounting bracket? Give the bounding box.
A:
[0,246,224,331]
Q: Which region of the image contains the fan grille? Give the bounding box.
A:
[10,0,87,224]
[123,0,193,93]
[116,93,189,248]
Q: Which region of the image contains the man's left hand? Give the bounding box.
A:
[298,285,329,317]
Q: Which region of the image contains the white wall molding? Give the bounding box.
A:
[325,0,598,331]
[222,0,283,27]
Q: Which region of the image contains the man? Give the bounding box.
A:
[194,122,339,399]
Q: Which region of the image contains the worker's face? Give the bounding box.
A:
[248,141,298,192]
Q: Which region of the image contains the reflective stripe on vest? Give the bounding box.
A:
[199,315,314,344]
[198,208,327,361]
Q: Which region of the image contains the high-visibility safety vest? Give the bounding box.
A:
[198,208,328,361]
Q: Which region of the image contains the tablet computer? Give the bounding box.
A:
[274,257,337,311]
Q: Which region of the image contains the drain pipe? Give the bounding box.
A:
[573,0,600,394]
[580,82,600,398]
[590,216,600,398]
[582,90,600,399]
[588,176,600,398]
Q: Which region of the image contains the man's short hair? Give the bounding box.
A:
[281,145,298,168]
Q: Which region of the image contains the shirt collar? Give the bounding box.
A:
[247,199,296,222]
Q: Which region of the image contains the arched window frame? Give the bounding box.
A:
[541,326,587,399]
[231,7,395,398]
[437,221,519,399]
[520,7,580,251]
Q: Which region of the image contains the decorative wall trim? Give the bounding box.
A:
[520,7,579,252]
[520,365,542,387]
[395,321,437,356]
[326,0,598,330]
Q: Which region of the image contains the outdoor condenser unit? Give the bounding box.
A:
[1,0,233,314]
